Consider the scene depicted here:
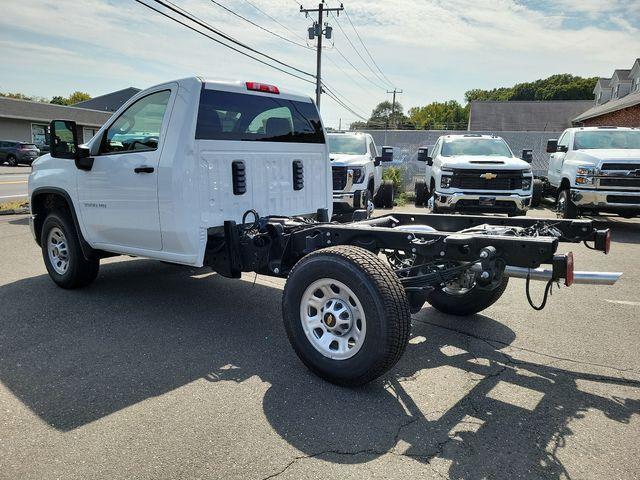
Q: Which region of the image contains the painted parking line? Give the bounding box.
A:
[604,299,640,307]
[0,181,28,185]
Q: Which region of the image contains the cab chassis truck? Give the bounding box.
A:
[32,78,619,387]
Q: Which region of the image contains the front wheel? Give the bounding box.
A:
[7,155,18,166]
[41,211,100,289]
[557,189,578,219]
[282,246,411,386]
[414,180,426,207]
[426,277,509,316]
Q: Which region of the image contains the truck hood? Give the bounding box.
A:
[442,155,530,170]
[572,149,640,163]
[330,153,370,167]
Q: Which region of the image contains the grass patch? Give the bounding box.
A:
[395,192,415,207]
[0,199,29,212]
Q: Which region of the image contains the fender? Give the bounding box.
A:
[31,187,97,260]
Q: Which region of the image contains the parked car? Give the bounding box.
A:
[28,77,617,386]
[328,131,394,215]
[414,134,534,216]
[539,126,640,218]
[0,140,41,166]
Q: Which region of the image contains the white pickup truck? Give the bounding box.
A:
[414,134,534,216]
[28,77,619,386]
[544,126,640,219]
[328,131,394,215]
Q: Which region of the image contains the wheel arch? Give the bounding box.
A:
[31,187,95,259]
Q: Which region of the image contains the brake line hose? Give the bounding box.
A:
[526,273,554,311]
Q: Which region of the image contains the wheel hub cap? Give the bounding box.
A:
[47,227,70,275]
[300,279,366,360]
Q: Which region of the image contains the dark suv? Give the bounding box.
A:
[0,140,41,166]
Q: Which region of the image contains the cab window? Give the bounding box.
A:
[557,131,570,150]
[100,90,171,154]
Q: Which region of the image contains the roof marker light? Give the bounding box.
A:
[246,82,280,94]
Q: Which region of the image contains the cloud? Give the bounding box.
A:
[0,0,638,127]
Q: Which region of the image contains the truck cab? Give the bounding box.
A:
[29,77,331,269]
[327,131,393,215]
[415,134,533,216]
[546,126,640,218]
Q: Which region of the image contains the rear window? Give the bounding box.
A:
[441,138,512,157]
[20,143,37,149]
[196,89,324,143]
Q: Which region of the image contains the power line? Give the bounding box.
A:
[150,0,314,78]
[329,11,393,89]
[343,9,395,88]
[330,45,388,91]
[210,0,312,49]
[133,0,315,84]
[243,0,309,43]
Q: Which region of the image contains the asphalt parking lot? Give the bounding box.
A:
[0,207,639,479]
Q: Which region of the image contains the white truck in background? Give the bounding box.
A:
[541,126,640,218]
[28,76,619,387]
[414,134,534,216]
[327,131,395,216]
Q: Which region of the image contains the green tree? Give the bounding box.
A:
[368,100,408,129]
[407,100,469,130]
[465,74,598,102]
[50,95,69,105]
[0,92,33,101]
[66,91,91,104]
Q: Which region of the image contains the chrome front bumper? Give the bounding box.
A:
[433,192,531,213]
[571,188,640,211]
[333,169,358,210]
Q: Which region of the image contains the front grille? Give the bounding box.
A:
[332,166,347,190]
[449,169,524,191]
[455,199,517,212]
[599,177,640,188]
[607,195,640,204]
[601,163,640,170]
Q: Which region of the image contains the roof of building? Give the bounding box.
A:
[611,69,632,84]
[630,59,640,78]
[468,100,593,131]
[573,90,640,122]
[0,97,112,126]
[593,77,612,93]
[73,87,141,112]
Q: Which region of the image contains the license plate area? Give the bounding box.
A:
[479,196,496,206]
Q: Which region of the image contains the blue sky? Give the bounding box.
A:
[0,0,639,128]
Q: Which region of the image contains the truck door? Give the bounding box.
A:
[369,137,382,192]
[548,131,570,186]
[77,86,176,251]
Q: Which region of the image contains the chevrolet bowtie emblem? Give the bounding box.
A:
[480,172,497,180]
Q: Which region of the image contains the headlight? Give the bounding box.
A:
[352,168,364,184]
[440,175,452,189]
[576,166,596,176]
[522,177,532,190]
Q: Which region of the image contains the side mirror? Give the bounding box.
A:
[50,120,78,159]
[381,146,394,162]
[373,158,381,167]
[50,119,94,170]
[521,149,533,163]
[417,147,433,166]
[546,139,558,153]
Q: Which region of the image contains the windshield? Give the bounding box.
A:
[441,138,512,157]
[328,135,367,155]
[574,131,640,150]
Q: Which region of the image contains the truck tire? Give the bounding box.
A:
[557,189,577,219]
[426,277,509,316]
[41,211,100,289]
[414,180,426,206]
[531,179,543,207]
[282,245,411,386]
[381,180,394,208]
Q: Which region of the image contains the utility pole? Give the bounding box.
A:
[386,88,403,128]
[300,2,344,108]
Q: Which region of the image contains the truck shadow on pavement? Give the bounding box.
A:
[0,259,638,479]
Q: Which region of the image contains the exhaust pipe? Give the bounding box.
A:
[504,266,622,285]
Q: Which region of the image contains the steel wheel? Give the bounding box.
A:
[299,278,366,360]
[47,227,70,275]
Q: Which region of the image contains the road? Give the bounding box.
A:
[0,207,638,480]
[0,166,29,200]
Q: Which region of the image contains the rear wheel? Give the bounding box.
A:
[531,179,543,207]
[41,211,99,289]
[282,246,411,386]
[414,180,426,206]
[381,180,394,208]
[557,189,577,219]
[426,276,510,316]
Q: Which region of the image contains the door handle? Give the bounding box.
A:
[134,166,155,174]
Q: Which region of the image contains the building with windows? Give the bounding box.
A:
[0,97,112,147]
[73,87,140,112]
[573,59,640,127]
